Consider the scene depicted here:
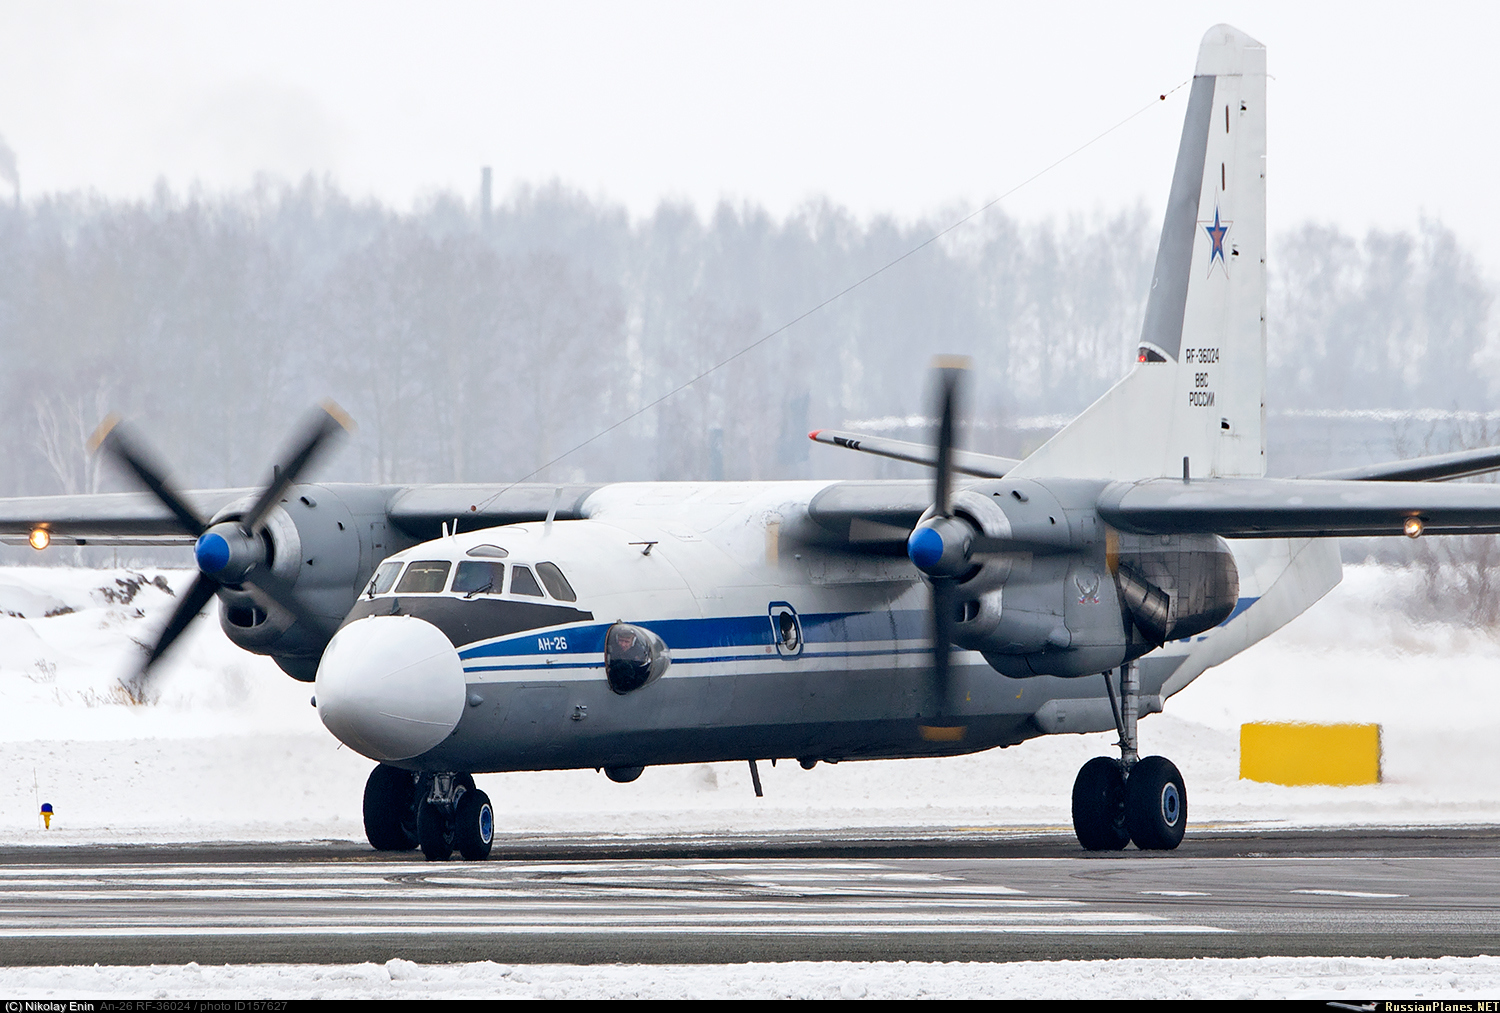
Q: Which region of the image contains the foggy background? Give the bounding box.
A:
[0,176,1492,497]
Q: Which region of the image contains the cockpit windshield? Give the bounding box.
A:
[453,560,504,597]
[366,560,402,596]
[395,560,452,594]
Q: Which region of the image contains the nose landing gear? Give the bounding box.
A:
[1070,663,1187,851]
[362,765,492,861]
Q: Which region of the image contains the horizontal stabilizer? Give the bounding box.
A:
[809,430,1018,478]
[1099,477,1500,538]
[1303,445,1500,483]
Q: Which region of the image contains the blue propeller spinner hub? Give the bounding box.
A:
[907,525,946,572]
[194,531,232,575]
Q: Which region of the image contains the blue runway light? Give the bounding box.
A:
[908,526,944,571]
[195,531,231,574]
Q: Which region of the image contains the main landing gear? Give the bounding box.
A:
[362,765,494,861]
[1071,662,1187,851]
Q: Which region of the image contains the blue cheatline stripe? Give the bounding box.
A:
[457,608,930,662]
[462,644,940,675]
[455,597,1265,667]
[1221,596,1258,625]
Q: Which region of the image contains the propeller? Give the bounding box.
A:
[90,401,354,691]
[907,356,971,729]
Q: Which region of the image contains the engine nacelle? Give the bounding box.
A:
[213,483,408,681]
[923,479,1239,678]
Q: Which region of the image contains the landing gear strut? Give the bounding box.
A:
[1070,662,1187,851]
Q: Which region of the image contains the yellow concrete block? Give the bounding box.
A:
[1239,722,1382,786]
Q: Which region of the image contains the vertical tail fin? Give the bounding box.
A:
[1011,24,1267,481]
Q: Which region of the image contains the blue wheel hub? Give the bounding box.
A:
[1160,783,1181,826]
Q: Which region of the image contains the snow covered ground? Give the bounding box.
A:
[0,562,1495,997]
[5,956,1500,1000]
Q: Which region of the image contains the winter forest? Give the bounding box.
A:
[0,178,1494,500]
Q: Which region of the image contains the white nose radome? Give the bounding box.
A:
[316,615,466,762]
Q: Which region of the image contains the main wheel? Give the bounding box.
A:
[454,788,495,861]
[1071,756,1130,851]
[417,797,454,861]
[363,764,419,852]
[1125,755,1187,851]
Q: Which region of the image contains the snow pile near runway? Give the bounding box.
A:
[4,955,1500,999]
[0,563,1495,844]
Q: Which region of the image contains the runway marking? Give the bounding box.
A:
[1140,890,1211,897]
[0,924,1231,937]
[0,859,1226,937]
[1291,889,1409,899]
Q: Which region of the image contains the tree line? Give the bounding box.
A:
[0,179,1492,498]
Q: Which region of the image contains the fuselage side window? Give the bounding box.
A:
[368,560,403,596]
[510,565,545,597]
[454,560,504,596]
[535,562,577,602]
[395,560,452,594]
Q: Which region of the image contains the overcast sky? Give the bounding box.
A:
[2,1,1497,273]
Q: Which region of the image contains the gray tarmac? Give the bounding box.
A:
[0,826,1497,965]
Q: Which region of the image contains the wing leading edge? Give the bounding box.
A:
[1099,477,1500,538]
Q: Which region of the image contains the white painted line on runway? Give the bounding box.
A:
[1290,889,1408,898]
[0,923,1233,937]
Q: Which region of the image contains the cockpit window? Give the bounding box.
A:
[454,560,504,597]
[466,544,509,559]
[509,565,544,597]
[535,562,577,602]
[395,560,452,594]
[367,561,403,596]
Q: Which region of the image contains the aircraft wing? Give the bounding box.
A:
[1098,477,1500,538]
[1301,444,1500,483]
[0,489,258,545]
[809,430,1018,479]
[804,480,934,547]
[385,483,601,539]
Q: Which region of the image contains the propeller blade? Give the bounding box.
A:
[242,401,354,533]
[931,359,967,518]
[243,565,338,639]
[929,575,956,717]
[89,417,209,538]
[140,571,221,673]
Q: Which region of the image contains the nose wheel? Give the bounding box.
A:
[413,772,489,861]
[364,766,491,860]
[1070,664,1187,851]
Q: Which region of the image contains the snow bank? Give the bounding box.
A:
[5,956,1500,1000]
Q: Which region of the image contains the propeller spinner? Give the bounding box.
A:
[90,402,353,692]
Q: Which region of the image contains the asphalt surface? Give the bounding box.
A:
[1,826,1497,964]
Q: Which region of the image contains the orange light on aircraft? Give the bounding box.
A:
[1403,516,1424,539]
[28,528,50,550]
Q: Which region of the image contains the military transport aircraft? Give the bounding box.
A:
[6,24,1500,860]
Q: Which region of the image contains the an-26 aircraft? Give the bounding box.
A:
[7,25,1500,859]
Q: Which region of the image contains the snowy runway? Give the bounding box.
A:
[2,847,1498,965]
